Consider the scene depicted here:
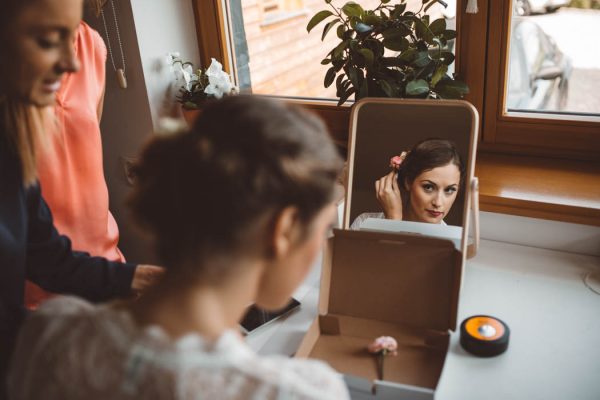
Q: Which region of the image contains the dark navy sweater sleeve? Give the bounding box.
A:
[25,184,136,301]
[1,132,136,395]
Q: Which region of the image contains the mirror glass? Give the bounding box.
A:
[344,99,477,242]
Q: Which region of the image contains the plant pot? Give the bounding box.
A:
[181,107,202,126]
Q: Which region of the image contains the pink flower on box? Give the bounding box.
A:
[367,336,398,380]
[368,336,398,356]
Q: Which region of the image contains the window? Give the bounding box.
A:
[225,0,457,99]
[259,0,306,25]
[481,0,600,158]
[193,0,600,159]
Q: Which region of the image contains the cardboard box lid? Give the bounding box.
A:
[320,229,462,333]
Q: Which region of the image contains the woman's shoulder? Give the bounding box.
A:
[78,21,107,61]
[177,332,349,399]
[9,297,135,399]
[209,343,349,400]
[18,296,130,349]
[261,356,350,399]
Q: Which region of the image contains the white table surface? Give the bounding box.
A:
[245,239,600,400]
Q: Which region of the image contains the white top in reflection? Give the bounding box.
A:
[354,217,462,251]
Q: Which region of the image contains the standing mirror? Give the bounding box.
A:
[343,98,479,255]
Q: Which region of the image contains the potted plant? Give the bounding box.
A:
[307,0,468,105]
[168,53,238,124]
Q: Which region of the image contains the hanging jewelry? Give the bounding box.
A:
[101,0,127,89]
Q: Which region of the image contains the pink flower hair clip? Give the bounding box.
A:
[389,151,408,171]
[367,336,398,380]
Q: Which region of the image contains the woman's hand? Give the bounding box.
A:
[131,264,164,294]
[375,171,403,220]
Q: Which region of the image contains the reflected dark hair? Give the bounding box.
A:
[128,95,342,272]
[397,138,464,197]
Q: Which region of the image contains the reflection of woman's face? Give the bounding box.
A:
[405,163,460,224]
[3,0,81,106]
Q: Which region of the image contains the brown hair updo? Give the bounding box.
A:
[128,95,342,273]
[396,138,464,201]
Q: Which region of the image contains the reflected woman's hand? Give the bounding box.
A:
[375,171,403,220]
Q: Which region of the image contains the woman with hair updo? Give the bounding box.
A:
[9,96,350,399]
[351,138,464,229]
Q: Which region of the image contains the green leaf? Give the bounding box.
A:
[337,25,346,39]
[337,87,355,105]
[382,26,411,40]
[382,57,405,67]
[443,30,457,40]
[342,2,364,18]
[363,13,382,26]
[335,74,346,96]
[321,20,340,41]
[415,19,434,43]
[429,18,446,35]
[332,40,349,59]
[324,67,337,88]
[391,3,407,19]
[347,66,360,88]
[414,51,431,67]
[406,79,430,95]
[383,36,409,51]
[358,78,369,99]
[424,0,440,13]
[358,48,374,67]
[382,26,411,51]
[431,64,448,87]
[307,10,334,33]
[435,79,469,98]
[441,51,455,65]
[321,58,331,65]
[399,48,418,63]
[379,80,394,97]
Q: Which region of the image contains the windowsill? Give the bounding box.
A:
[475,152,600,226]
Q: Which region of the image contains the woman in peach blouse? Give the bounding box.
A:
[26,17,125,307]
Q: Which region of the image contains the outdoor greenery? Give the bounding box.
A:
[569,0,600,9]
[307,0,468,105]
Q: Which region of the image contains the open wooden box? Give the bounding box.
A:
[296,229,461,399]
[296,99,479,398]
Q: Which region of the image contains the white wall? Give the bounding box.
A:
[130,0,200,129]
[480,211,600,257]
[86,0,199,263]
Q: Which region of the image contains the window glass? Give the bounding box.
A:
[506,1,600,117]
[228,0,458,100]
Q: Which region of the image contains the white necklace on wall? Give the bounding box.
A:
[101,0,127,89]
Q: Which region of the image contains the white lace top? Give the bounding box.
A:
[350,212,447,229]
[8,297,349,400]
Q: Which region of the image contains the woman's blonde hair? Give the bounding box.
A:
[0,0,49,186]
[0,99,47,187]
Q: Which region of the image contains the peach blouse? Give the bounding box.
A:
[26,22,124,307]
